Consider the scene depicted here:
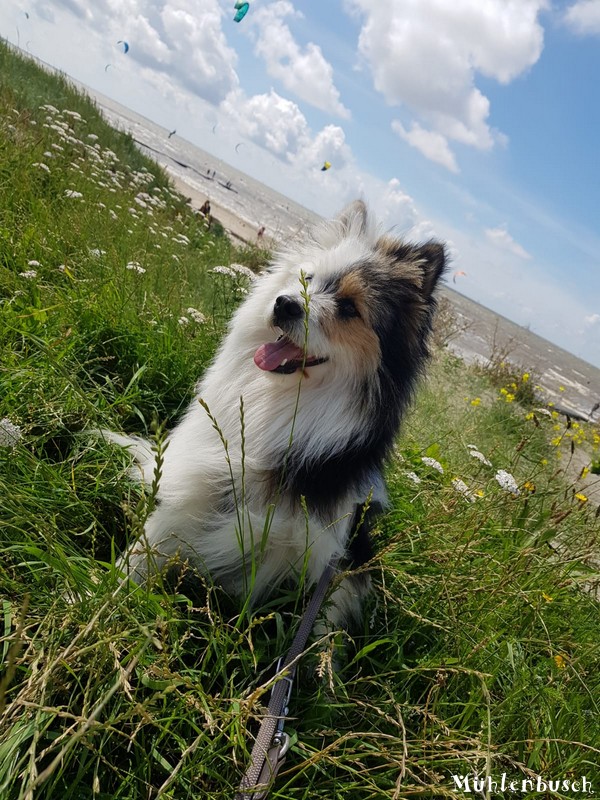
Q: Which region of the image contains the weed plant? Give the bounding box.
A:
[1,42,599,799]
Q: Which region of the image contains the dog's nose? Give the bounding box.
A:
[274,295,303,322]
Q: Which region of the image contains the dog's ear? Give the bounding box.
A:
[416,241,446,299]
[336,200,370,238]
[314,200,373,249]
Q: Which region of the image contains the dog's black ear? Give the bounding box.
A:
[416,241,446,298]
[336,199,369,237]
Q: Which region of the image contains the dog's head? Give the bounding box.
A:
[248,200,446,396]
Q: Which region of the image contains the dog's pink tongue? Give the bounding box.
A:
[254,339,304,371]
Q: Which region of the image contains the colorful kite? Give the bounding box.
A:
[321,161,331,171]
[233,1,249,22]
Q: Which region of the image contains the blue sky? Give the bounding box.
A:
[1,0,599,366]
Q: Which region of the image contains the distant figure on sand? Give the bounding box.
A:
[257,225,265,241]
[168,129,176,139]
[199,200,211,217]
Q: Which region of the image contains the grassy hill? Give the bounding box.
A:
[1,41,599,799]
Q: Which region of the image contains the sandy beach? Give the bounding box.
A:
[168,174,269,247]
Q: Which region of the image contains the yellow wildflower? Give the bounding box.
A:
[523,481,536,493]
[551,437,562,447]
[525,412,534,421]
[505,393,515,403]
[580,466,589,479]
[470,397,481,407]
[559,385,565,392]
[522,373,530,382]
[574,492,588,504]
[554,654,567,669]
[500,387,508,396]
[542,592,553,603]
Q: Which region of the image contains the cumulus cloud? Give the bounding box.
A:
[250,1,350,118]
[349,0,546,169]
[220,89,310,156]
[220,88,353,176]
[392,121,459,173]
[36,0,239,105]
[564,0,600,35]
[485,226,532,260]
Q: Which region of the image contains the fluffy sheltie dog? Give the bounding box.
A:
[107,200,445,630]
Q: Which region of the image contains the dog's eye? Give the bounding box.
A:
[337,298,360,319]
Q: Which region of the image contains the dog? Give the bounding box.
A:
[106,200,446,631]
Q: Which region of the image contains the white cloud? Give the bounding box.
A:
[583,313,600,328]
[293,123,352,170]
[220,88,310,156]
[350,0,546,164]
[564,0,600,35]
[251,1,350,118]
[485,226,532,260]
[392,121,459,173]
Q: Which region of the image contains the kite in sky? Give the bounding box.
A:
[321,161,331,171]
[117,40,130,53]
[233,1,249,22]
[453,270,467,283]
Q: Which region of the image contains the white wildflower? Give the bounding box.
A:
[230,264,256,280]
[534,407,553,418]
[495,470,520,496]
[40,104,59,114]
[32,162,51,173]
[27,260,41,267]
[63,110,84,121]
[211,266,237,278]
[50,143,64,151]
[87,133,99,141]
[186,308,206,324]
[109,210,118,220]
[452,478,477,502]
[421,456,444,474]
[89,248,106,257]
[126,262,146,274]
[19,270,37,279]
[97,202,106,209]
[404,471,421,485]
[57,265,67,272]
[0,418,23,448]
[469,449,492,467]
[178,316,190,326]
[43,151,54,159]
[64,189,83,199]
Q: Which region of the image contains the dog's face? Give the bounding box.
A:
[244,201,446,393]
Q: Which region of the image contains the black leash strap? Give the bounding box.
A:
[235,558,340,800]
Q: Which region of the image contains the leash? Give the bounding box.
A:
[235,557,340,800]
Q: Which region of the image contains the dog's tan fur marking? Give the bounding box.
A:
[318,269,381,374]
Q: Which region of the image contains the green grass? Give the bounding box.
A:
[1,41,600,799]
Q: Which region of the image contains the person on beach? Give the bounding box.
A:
[200,200,211,217]
[257,225,265,240]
